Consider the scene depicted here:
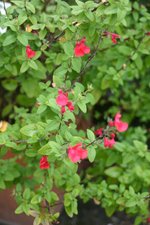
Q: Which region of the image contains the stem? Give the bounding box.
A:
[79,31,103,81]
[2,0,8,17]
[117,35,145,73]
[24,0,27,14]
[45,199,51,214]
[58,114,63,131]
[85,137,103,148]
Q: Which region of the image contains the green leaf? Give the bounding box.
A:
[2,79,18,91]
[105,206,116,217]
[87,129,95,142]
[17,33,28,46]
[71,57,82,73]
[23,188,31,200]
[45,192,59,204]
[134,216,143,225]
[3,34,16,46]
[37,105,47,114]
[77,101,87,113]
[85,11,94,21]
[15,204,23,214]
[125,199,137,207]
[11,0,24,7]
[26,2,35,14]
[75,0,84,7]
[31,195,42,204]
[38,143,50,155]
[18,15,27,25]
[25,149,37,157]
[4,172,14,181]
[20,61,29,73]
[118,46,132,56]
[2,104,13,117]
[33,217,41,225]
[28,60,38,70]
[88,147,96,162]
[38,141,60,156]
[20,124,37,137]
[63,42,74,57]
[0,179,5,189]
[22,78,40,97]
[46,120,60,132]
[53,66,68,77]
[22,203,30,215]
[105,166,122,178]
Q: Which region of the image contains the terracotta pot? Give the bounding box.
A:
[0,116,90,224]
[0,189,33,225]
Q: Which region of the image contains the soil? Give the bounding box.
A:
[59,200,136,225]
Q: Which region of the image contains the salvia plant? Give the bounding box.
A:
[0,0,150,224]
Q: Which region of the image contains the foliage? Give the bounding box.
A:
[0,0,150,225]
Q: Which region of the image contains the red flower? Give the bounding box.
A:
[94,128,103,137]
[56,90,68,106]
[67,101,75,112]
[114,112,128,132]
[74,37,90,57]
[111,33,120,44]
[26,45,36,58]
[108,120,114,127]
[104,32,120,44]
[104,137,115,148]
[39,156,50,169]
[61,106,66,114]
[146,32,150,36]
[68,143,88,163]
[110,133,115,139]
[147,217,150,223]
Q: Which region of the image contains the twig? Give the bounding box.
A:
[79,31,103,81]
[45,199,51,214]
[2,0,8,17]
[117,35,145,73]
[85,137,103,148]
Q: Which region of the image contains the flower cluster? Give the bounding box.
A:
[56,89,74,114]
[103,32,121,44]
[95,112,128,149]
[68,143,88,163]
[110,112,128,132]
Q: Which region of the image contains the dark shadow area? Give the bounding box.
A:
[59,200,135,225]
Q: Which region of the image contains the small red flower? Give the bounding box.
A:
[61,106,66,114]
[104,32,120,44]
[146,32,150,36]
[39,156,50,169]
[114,112,128,132]
[104,137,115,148]
[68,143,88,163]
[26,45,36,58]
[94,128,103,137]
[67,101,75,112]
[111,33,120,44]
[108,121,114,127]
[74,37,90,57]
[110,133,115,139]
[56,90,68,107]
[147,217,150,223]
